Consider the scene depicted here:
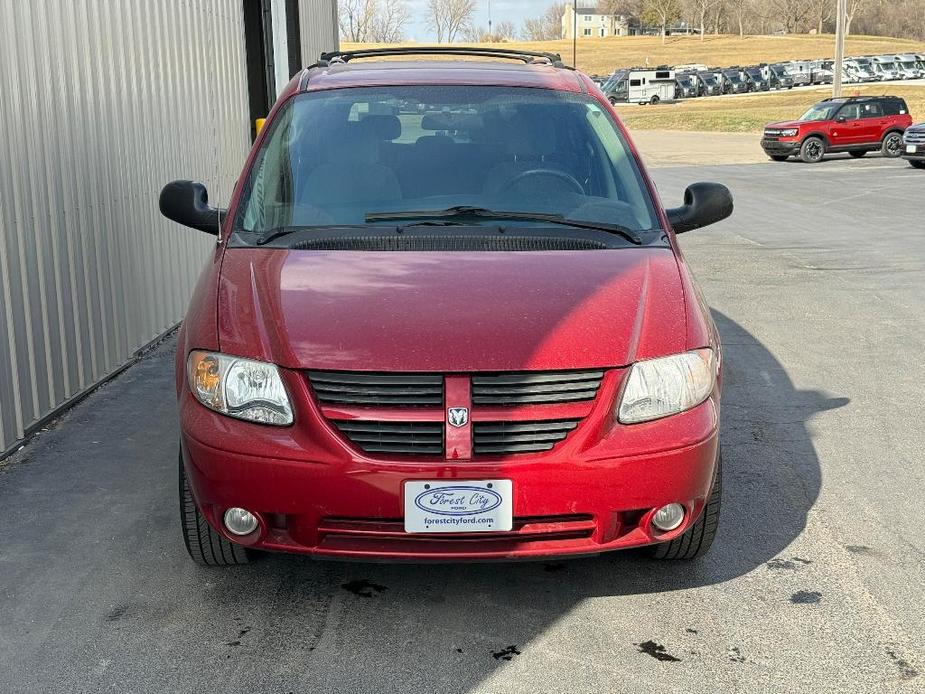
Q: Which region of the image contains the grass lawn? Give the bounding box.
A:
[342,34,925,77]
[613,85,925,132]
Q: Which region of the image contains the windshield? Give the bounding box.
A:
[700,74,717,85]
[879,62,896,70]
[235,86,659,237]
[746,69,762,78]
[800,103,841,121]
[725,73,742,83]
[677,76,692,86]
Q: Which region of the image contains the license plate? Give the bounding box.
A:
[404,480,513,533]
[908,145,917,154]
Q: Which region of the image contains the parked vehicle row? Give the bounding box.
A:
[760,95,918,165]
[601,53,925,104]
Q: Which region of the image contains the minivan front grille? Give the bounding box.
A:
[471,370,604,405]
[311,370,605,458]
[331,420,444,456]
[308,371,444,407]
[473,419,581,455]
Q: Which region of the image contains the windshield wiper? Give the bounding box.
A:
[254,224,374,246]
[365,206,643,245]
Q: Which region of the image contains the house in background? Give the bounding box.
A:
[561,4,631,39]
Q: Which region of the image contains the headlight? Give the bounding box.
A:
[617,349,716,424]
[780,128,799,137]
[187,351,293,425]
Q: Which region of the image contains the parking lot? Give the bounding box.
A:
[1,154,923,693]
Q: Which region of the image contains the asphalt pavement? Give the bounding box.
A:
[1,154,923,693]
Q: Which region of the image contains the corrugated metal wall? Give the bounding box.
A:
[298,0,339,65]
[0,0,251,456]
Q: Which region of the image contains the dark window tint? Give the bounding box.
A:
[881,99,908,116]
[859,102,883,118]
[630,79,641,86]
[235,86,660,237]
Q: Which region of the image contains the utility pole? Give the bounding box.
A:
[833,0,847,97]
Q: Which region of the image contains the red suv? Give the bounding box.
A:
[762,95,912,163]
[160,47,733,566]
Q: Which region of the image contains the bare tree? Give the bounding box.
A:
[369,0,411,42]
[339,0,409,42]
[522,2,566,40]
[687,0,722,40]
[806,0,833,33]
[597,0,642,17]
[428,0,476,43]
[495,20,517,40]
[641,0,682,43]
[844,0,866,35]
[768,0,810,33]
[339,0,377,42]
[730,0,752,35]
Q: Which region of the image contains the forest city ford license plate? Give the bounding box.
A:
[404,480,513,533]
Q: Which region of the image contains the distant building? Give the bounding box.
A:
[561,4,630,39]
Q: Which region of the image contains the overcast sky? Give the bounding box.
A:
[402,0,556,42]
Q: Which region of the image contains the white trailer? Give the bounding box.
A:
[609,68,676,104]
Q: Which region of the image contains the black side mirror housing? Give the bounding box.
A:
[666,182,734,234]
[835,115,847,123]
[159,180,225,235]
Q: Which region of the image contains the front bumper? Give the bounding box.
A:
[902,142,925,161]
[761,138,800,156]
[180,379,720,561]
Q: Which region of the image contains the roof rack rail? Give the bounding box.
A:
[316,46,569,69]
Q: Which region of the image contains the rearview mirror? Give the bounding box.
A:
[666,182,733,234]
[159,180,225,235]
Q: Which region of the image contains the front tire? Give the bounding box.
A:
[800,136,826,163]
[179,451,249,567]
[650,95,660,105]
[649,453,722,560]
[881,132,903,158]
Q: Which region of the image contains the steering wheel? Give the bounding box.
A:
[498,168,585,195]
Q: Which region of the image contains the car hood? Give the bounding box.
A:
[217,248,688,372]
[766,120,804,129]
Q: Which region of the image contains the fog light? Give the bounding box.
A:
[652,503,685,532]
[223,507,258,536]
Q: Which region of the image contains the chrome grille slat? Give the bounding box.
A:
[332,420,444,456]
[309,371,444,407]
[471,370,603,406]
[473,419,581,455]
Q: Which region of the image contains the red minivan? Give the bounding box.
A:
[160,48,733,566]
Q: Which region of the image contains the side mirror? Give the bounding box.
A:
[666,182,733,234]
[835,115,847,123]
[159,180,225,235]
